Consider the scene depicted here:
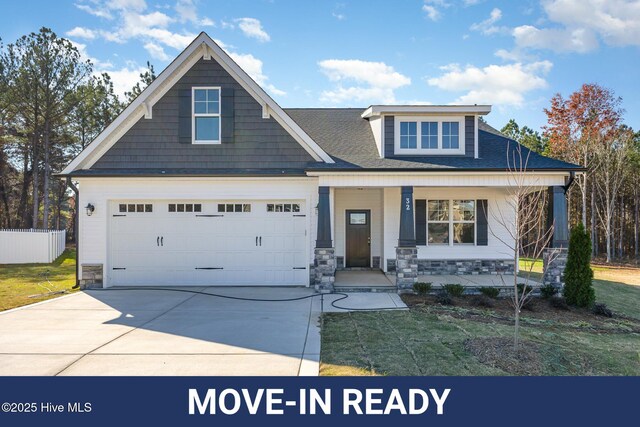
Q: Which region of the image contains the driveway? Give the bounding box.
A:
[0,287,320,376]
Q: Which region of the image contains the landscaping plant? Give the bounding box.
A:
[563,223,595,308]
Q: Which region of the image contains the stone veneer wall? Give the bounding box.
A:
[387,259,515,275]
[395,247,418,292]
[543,247,568,289]
[314,248,336,292]
[80,264,103,289]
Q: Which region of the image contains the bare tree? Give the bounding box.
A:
[490,142,556,350]
[593,127,632,263]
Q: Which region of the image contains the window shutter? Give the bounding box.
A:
[415,199,426,245]
[221,87,235,143]
[178,89,192,144]
[477,199,488,246]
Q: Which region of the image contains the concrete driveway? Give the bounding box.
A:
[0,287,320,376]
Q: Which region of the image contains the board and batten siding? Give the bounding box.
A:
[333,188,384,265]
[91,58,316,170]
[382,187,515,272]
[77,177,319,285]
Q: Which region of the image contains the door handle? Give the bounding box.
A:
[161,236,164,246]
[157,236,159,247]
[256,236,258,246]
[367,237,371,245]
[259,236,262,246]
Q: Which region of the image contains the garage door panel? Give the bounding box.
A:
[109,200,307,286]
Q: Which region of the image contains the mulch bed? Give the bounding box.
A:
[401,294,640,333]
[463,337,543,376]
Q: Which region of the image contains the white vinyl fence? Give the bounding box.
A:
[0,229,66,264]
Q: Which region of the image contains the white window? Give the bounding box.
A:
[192,87,221,144]
[394,116,464,154]
[426,199,476,245]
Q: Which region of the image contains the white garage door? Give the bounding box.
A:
[108,200,308,286]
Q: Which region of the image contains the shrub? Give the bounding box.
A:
[436,291,453,305]
[592,303,613,318]
[471,295,494,308]
[479,287,500,299]
[443,283,465,297]
[516,283,533,295]
[540,283,558,299]
[563,223,595,308]
[413,282,432,296]
[549,296,569,311]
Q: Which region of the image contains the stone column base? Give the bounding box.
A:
[79,264,103,289]
[396,247,418,293]
[543,247,568,290]
[314,248,336,292]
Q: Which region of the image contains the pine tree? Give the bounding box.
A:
[563,223,595,307]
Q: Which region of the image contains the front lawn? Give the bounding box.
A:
[0,247,78,311]
[321,264,640,376]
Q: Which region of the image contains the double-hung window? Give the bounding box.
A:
[395,117,464,154]
[427,199,476,245]
[193,87,220,144]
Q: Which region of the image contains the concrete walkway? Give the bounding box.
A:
[0,286,408,376]
[416,274,542,288]
[334,270,395,288]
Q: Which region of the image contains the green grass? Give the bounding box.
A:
[322,262,640,376]
[0,248,78,311]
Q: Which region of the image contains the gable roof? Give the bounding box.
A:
[285,108,583,172]
[60,32,333,175]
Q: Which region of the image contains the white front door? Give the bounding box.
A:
[108,200,307,286]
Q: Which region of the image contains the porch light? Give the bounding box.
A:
[85,203,95,216]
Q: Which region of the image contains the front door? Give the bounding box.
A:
[346,210,371,268]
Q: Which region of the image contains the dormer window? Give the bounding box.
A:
[192,87,221,144]
[394,116,464,155]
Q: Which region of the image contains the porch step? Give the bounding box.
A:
[334,286,397,293]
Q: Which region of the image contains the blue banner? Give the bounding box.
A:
[0,377,636,426]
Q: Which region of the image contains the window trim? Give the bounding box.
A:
[192,86,221,145]
[394,116,465,155]
[425,199,477,246]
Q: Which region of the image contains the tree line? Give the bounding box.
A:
[502,83,640,264]
[0,27,155,235]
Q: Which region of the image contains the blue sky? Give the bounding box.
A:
[1,0,638,132]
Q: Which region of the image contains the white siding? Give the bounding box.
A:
[368,117,383,157]
[315,172,567,188]
[333,188,383,265]
[77,177,318,285]
[382,187,515,271]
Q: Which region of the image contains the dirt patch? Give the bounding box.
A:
[464,337,543,375]
[401,294,640,333]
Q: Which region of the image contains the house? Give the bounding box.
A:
[59,32,581,291]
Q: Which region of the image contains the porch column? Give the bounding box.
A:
[396,186,418,292]
[543,186,569,290]
[314,186,335,292]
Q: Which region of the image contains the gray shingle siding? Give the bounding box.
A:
[91,58,315,170]
[384,116,394,157]
[465,116,474,158]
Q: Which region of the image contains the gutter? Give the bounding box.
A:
[564,171,577,192]
[66,177,80,288]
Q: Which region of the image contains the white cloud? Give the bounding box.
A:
[318,59,411,104]
[332,12,346,20]
[513,25,598,53]
[74,2,113,19]
[512,0,640,53]
[68,39,113,69]
[102,65,149,99]
[422,0,450,21]
[470,8,505,35]
[235,18,271,42]
[220,20,235,29]
[66,27,97,40]
[175,0,214,26]
[144,42,171,61]
[463,0,483,5]
[427,61,553,107]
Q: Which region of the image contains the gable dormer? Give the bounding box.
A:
[362,105,491,159]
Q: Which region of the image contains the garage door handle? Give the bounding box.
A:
[161,236,163,246]
[256,236,258,246]
[259,236,262,246]
[157,236,159,247]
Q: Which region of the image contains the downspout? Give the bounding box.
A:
[66,177,80,288]
[564,171,576,192]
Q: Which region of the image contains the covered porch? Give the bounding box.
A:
[310,172,570,293]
